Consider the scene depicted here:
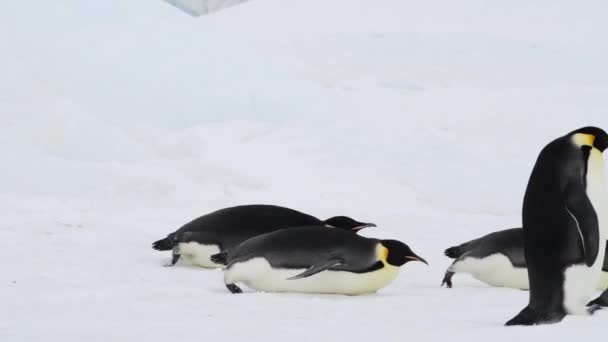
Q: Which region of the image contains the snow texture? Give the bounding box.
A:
[1,0,608,341]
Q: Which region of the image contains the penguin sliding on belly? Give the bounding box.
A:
[211,227,427,295]
[441,228,608,292]
[152,204,375,268]
[506,126,608,326]
[441,228,528,289]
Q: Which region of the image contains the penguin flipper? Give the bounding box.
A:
[441,270,454,288]
[164,247,181,267]
[564,181,600,267]
[286,258,343,280]
[226,283,243,294]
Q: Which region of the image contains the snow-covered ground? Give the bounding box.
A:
[2,0,608,340]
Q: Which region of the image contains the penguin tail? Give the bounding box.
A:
[505,307,565,326]
[444,245,465,259]
[211,252,228,265]
[152,233,177,251]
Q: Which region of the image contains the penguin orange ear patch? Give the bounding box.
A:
[572,133,596,147]
[377,244,389,262]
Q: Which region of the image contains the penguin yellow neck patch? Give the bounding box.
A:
[572,133,596,148]
[377,244,389,263]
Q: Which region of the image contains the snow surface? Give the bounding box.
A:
[2,0,608,340]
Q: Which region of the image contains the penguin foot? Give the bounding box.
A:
[505,307,565,326]
[587,291,608,307]
[226,283,243,294]
[505,309,535,326]
[587,304,602,315]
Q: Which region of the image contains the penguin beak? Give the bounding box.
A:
[596,136,608,152]
[405,254,428,265]
[352,223,377,232]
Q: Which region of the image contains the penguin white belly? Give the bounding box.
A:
[224,258,400,295]
[563,148,607,314]
[177,242,223,268]
[450,254,529,290]
[563,262,604,314]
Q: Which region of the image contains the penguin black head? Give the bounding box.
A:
[570,126,608,152]
[323,216,376,233]
[380,239,428,267]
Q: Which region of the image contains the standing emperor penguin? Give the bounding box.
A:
[211,227,427,295]
[152,204,375,268]
[506,126,608,326]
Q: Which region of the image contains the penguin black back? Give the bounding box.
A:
[152,205,325,252]
[444,228,525,267]
[152,204,375,268]
[225,226,378,270]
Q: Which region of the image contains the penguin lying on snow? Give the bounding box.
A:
[442,228,527,289]
[506,126,608,326]
[441,228,608,293]
[211,226,427,295]
[152,204,375,268]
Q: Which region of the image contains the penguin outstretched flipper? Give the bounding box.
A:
[226,283,243,294]
[164,247,181,267]
[442,243,470,287]
[286,258,343,280]
[505,307,565,326]
[441,270,455,288]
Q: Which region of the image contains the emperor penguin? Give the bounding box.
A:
[211,226,427,295]
[506,126,608,326]
[441,228,608,291]
[441,228,528,289]
[152,204,376,268]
